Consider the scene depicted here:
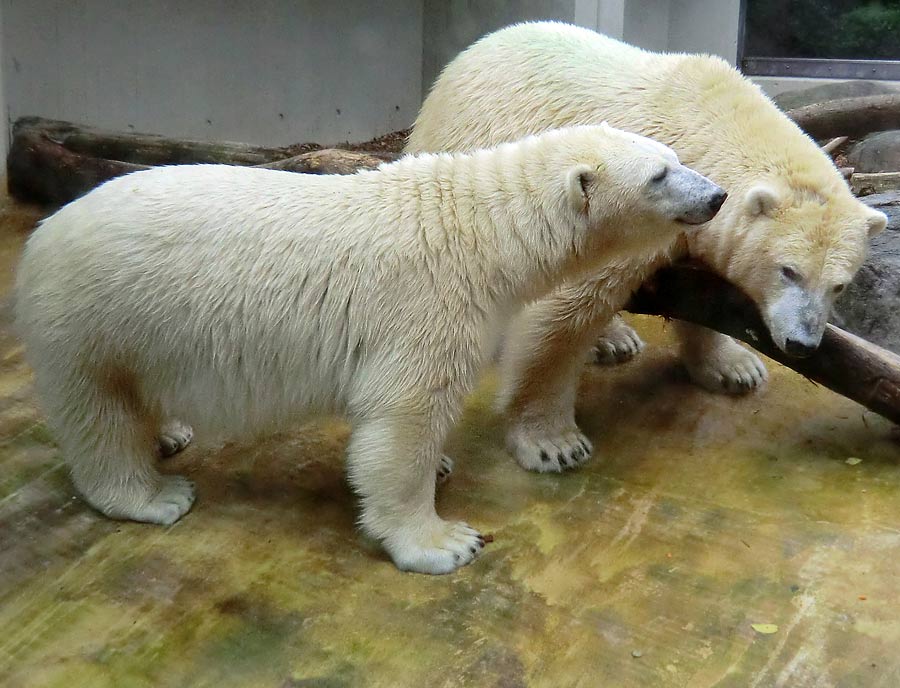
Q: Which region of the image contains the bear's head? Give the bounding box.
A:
[561,124,727,257]
[726,181,887,357]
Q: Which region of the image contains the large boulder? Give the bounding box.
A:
[847,130,900,173]
[831,191,900,353]
[773,80,900,111]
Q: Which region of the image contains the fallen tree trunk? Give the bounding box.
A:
[14,116,301,166]
[786,94,900,140]
[627,262,900,425]
[7,117,395,205]
[7,124,150,206]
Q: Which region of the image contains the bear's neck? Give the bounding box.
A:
[391,150,583,310]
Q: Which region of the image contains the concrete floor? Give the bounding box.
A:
[1,191,900,688]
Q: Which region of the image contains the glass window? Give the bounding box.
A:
[741,0,900,79]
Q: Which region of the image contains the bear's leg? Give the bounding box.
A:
[158,419,194,457]
[346,415,483,574]
[497,280,616,473]
[674,321,768,394]
[53,371,195,525]
[592,314,645,365]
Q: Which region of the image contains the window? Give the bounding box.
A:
[740,0,900,79]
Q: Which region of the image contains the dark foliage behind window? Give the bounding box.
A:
[744,0,900,61]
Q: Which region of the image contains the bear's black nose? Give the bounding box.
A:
[708,191,728,213]
[784,337,817,358]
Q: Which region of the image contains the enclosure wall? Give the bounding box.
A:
[1,0,423,147]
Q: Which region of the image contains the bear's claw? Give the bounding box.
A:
[436,454,454,483]
[509,429,593,473]
[593,316,645,365]
[385,519,485,574]
[158,420,194,457]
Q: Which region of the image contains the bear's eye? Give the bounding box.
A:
[781,266,802,283]
[651,167,667,183]
[833,283,846,295]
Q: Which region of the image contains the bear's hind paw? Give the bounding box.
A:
[508,429,593,473]
[593,317,645,365]
[685,344,768,395]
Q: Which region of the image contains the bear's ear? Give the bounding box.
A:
[745,184,780,217]
[566,164,596,214]
[864,206,887,238]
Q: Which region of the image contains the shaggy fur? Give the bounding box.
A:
[15,124,723,574]
[407,21,887,472]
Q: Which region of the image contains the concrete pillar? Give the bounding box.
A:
[667,0,742,63]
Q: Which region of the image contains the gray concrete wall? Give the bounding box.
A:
[666,0,741,62]
[1,0,423,147]
[421,0,744,99]
[421,0,576,95]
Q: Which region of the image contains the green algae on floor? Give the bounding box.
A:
[2,192,900,687]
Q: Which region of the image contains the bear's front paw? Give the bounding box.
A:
[158,420,194,457]
[684,342,768,395]
[436,454,454,484]
[103,475,196,525]
[385,519,485,575]
[507,427,593,473]
[593,317,645,365]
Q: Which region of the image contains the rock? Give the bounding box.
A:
[847,131,900,173]
[773,80,900,111]
[831,191,900,353]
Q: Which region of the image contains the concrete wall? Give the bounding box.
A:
[666,0,741,62]
[422,0,576,94]
[1,0,423,147]
[421,0,745,97]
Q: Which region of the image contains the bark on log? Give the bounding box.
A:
[15,116,299,166]
[786,95,900,140]
[257,149,397,175]
[627,262,900,425]
[850,171,900,197]
[7,124,150,206]
[6,117,394,206]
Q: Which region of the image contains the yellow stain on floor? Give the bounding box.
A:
[1,190,900,687]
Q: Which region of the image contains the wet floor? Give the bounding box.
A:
[1,190,899,688]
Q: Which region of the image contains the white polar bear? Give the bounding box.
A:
[407,21,887,473]
[15,124,725,574]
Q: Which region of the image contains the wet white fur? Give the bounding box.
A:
[16,124,719,574]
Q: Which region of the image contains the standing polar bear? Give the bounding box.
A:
[16,125,725,574]
[407,21,887,472]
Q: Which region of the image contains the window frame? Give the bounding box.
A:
[737,0,900,80]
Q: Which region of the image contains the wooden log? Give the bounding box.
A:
[820,136,848,155]
[850,171,900,197]
[786,95,900,140]
[7,125,150,206]
[627,262,900,425]
[257,148,398,174]
[6,117,392,206]
[14,116,299,166]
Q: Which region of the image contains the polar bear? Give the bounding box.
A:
[406,21,887,473]
[15,124,725,574]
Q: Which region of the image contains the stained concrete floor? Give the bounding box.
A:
[1,191,900,688]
